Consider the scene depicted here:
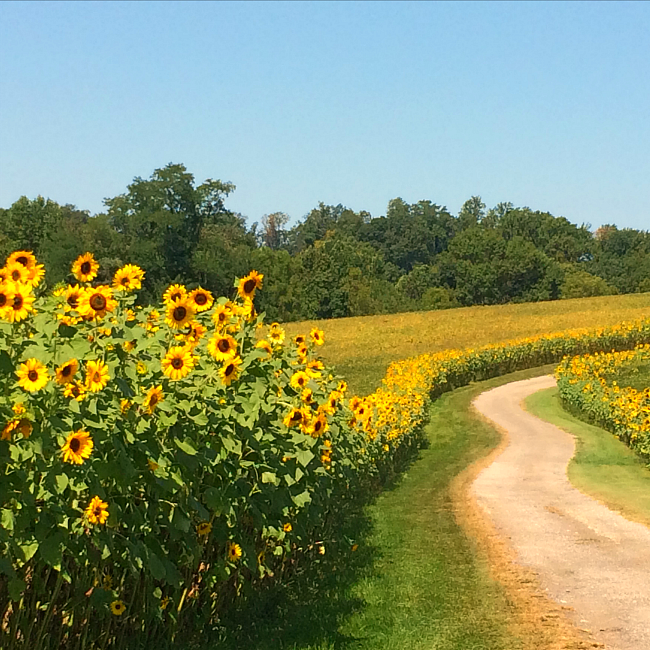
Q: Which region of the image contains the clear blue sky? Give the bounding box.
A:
[1,1,649,231]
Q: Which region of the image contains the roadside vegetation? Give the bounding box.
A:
[526,387,650,528]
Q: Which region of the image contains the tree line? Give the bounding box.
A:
[1,163,648,322]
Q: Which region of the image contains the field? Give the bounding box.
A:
[286,293,650,395]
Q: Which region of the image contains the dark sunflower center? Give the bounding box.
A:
[298,377,305,385]
[90,294,107,311]
[93,372,101,383]
[150,394,159,406]
[314,420,322,432]
[225,364,234,376]
[217,339,231,353]
[12,296,23,310]
[121,277,129,286]
[93,506,101,516]
[218,313,226,322]
[62,365,73,377]
[243,279,256,294]
[67,295,79,308]
[70,437,81,452]
[72,386,81,397]
[171,357,183,369]
[290,411,302,422]
[28,370,38,381]
[11,270,21,281]
[0,294,7,307]
[173,306,187,321]
[16,256,28,266]
[171,292,181,301]
[80,261,91,275]
[194,293,207,305]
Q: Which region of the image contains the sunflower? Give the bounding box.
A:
[120,399,132,414]
[189,287,214,312]
[185,322,207,347]
[61,429,94,464]
[4,262,30,285]
[143,385,164,414]
[290,371,310,391]
[207,333,238,361]
[112,264,145,293]
[255,340,273,357]
[85,495,109,525]
[220,356,242,386]
[163,284,187,306]
[283,407,308,429]
[71,253,99,283]
[294,334,306,346]
[307,412,328,438]
[5,286,34,323]
[85,360,109,392]
[164,298,195,329]
[301,387,315,405]
[63,380,87,401]
[78,286,117,320]
[268,324,285,346]
[306,359,324,378]
[161,346,196,380]
[237,270,264,300]
[55,359,79,385]
[12,402,26,416]
[16,418,32,438]
[310,327,325,346]
[16,358,49,392]
[25,264,45,288]
[197,522,212,536]
[212,304,233,329]
[283,522,292,533]
[323,391,342,414]
[296,344,308,362]
[63,285,85,312]
[7,250,37,269]
[110,600,126,616]
[239,298,256,322]
[227,542,242,562]
[337,380,348,394]
[0,284,13,315]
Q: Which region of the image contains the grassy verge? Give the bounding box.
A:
[284,293,650,395]
[216,366,557,650]
[525,387,650,528]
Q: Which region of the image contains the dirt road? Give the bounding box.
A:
[471,375,650,650]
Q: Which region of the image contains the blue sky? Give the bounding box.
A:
[1,1,648,230]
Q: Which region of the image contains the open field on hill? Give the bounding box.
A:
[285,293,650,395]
[526,387,650,528]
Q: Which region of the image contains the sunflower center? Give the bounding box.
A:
[173,306,187,321]
[243,279,256,294]
[314,420,322,432]
[11,270,21,281]
[171,357,184,369]
[290,411,302,422]
[67,295,79,308]
[217,339,231,353]
[70,437,81,453]
[93,372,101,383]
[171,292,181,302]
[150,394,159,406]
[16,256,28,266]
[90,294,107,311]
[217,312,226,322]
[62,365,73,377]
[93,506,102,516]
[80,261,91,275]
[225,364,235,376]
[0,294,6,307]
[12,296,23,310]
[121,277,129,286]
[195,293,208,305]
[28,370,38,381]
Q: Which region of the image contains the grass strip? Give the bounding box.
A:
[525,387,650,528]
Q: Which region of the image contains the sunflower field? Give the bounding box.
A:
[1,249,650,649]
[1,252,414,649]
[556,344,650,462]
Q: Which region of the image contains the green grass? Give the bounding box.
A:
[219,366,557,650]
[525,387,650,527]
[612,360,650,391]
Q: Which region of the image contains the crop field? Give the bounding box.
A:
[286,293,650,395]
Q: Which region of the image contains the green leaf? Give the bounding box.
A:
[261,472,278,485]
[292,491,311,508]
[204,487,227,515]
[1,509,15,531]
[148,552,167,581]
[54,474,69,494]
[295,449,314,467]
[19,541,39,562]
[8,578,26,601]
[221,435,241,456]
[175,438,197,456]
[39,533,64,570]
[0,350,13,373]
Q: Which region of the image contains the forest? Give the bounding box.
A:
[1,163,648,322]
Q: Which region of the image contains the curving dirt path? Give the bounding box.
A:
[471,375,650,650]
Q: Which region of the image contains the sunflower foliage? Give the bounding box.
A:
[556,344,650,461]
[0,252,381,649]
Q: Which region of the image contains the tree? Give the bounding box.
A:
[458,196,486,230]
[259,212,290,250]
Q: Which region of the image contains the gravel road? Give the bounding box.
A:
[471,375,650,650]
